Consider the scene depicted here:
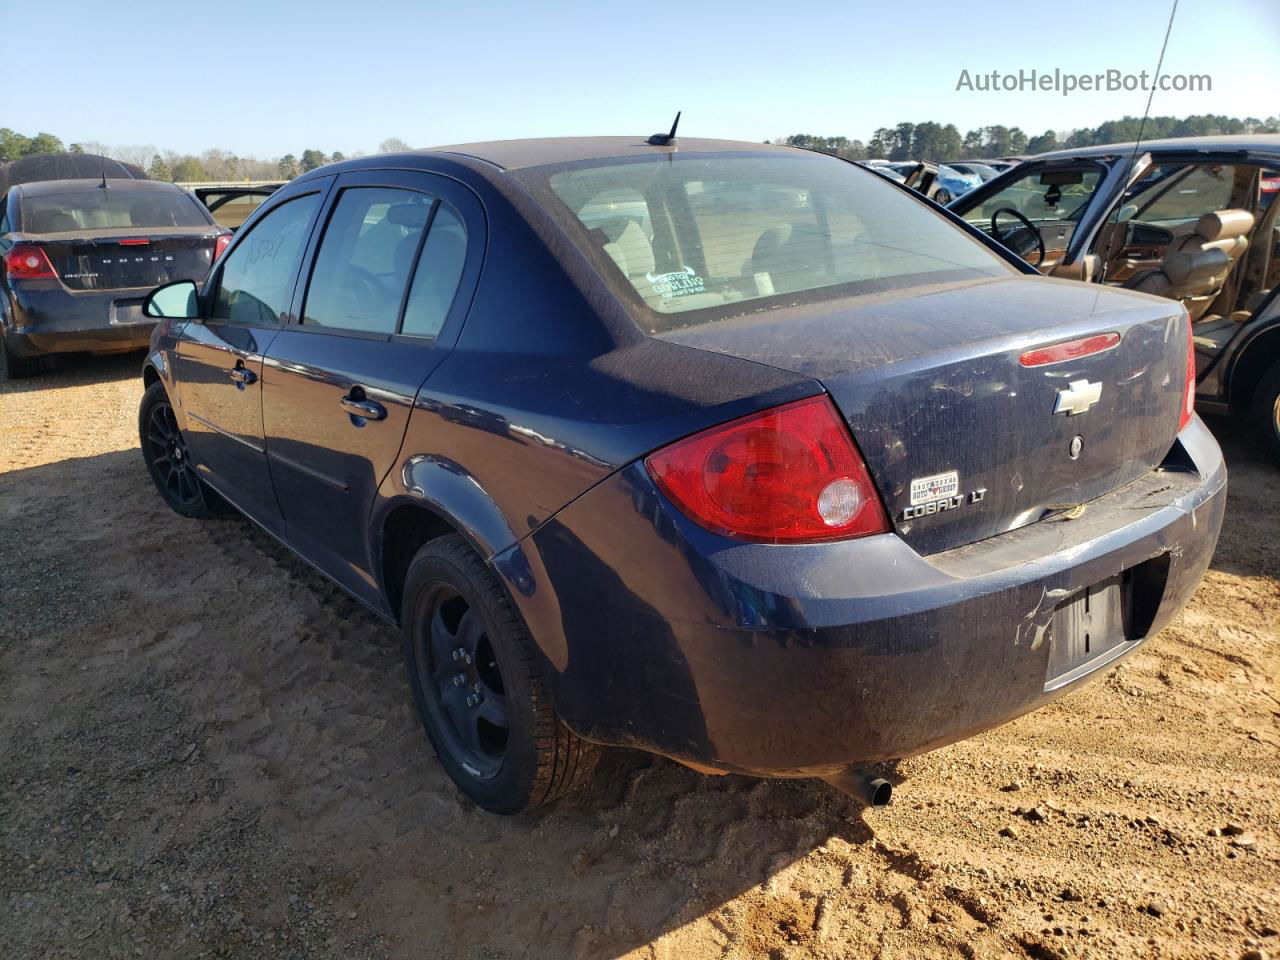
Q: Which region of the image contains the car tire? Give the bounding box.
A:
[401,534,601,814]
[1250,359,1280,465]
[1,336,48,380]
[138,380,224,518]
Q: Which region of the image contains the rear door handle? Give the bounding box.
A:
[341,395,386,421]
[229,365,256,385]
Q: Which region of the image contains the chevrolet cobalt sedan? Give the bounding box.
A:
[138,137,1226,813]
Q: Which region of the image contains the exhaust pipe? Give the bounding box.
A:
[821,768,893,807]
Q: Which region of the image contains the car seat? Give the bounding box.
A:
[1122,209,1255,320]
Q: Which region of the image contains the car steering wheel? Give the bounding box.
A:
[990,208,1046,267]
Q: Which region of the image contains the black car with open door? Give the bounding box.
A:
[950,134,1280,462]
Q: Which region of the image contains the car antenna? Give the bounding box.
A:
[99,153,108,190]
[1097,0,1178,284]
[648,111,681,146]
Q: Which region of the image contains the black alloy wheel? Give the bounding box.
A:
[401,535,601,813]
[414,583,510,778]
[138,380,221,518]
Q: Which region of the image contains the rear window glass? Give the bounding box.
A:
[21,187,210,233]
[525,152,1010,332]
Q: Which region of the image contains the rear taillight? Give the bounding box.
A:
[645,395,889,543]
[3,244,56,280]
[1179,310,1196,432]
[213,234,232,262]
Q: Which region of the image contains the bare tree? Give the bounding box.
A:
[378,137,412,153]
[109,144,160,168]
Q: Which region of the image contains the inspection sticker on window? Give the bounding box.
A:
[646,266,706,299]
[910,470,960,506]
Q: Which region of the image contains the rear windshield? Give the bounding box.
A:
[522,152,1011,332]
[20,187,210,233]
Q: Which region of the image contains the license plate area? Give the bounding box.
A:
[1044,555,1170,691]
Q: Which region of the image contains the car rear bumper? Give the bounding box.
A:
[501,417,1227,777]
[4,284,155,356]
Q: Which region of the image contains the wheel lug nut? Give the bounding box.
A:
[452,648,465,661]
[463,653,473,664]
[465,695,477,707]
[452,674,465,686]
[473,682,482,693]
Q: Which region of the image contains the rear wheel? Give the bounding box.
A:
[1250,359,1280,465]
[1,336,48,380]
[402,534,601,813]
[138,380,222,518]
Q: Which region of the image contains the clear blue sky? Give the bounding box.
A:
[3,0,1277,157]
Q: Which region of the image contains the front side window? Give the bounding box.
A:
[21,186,211,233]
[525,152,1010,332]
[302,187,431,334]
[960,165,1104,227]
[211,193,321,325]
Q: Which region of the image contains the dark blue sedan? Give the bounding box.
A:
[137,136,1226,813]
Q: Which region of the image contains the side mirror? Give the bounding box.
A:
[144,280,200,320]
[1115,203,1139,223]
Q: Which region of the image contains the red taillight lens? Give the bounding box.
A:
[4,244,57,280]
[1179,310,1196,432]
[645,395,889,543]
[213,234,232,262]
[1019,332,1120,367]
[118,236,150,246]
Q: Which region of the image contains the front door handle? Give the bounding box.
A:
[341,395,386,421]
[229,365,256,385]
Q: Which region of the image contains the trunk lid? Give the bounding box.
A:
[14,227,218,291]
[660,275,1188,554]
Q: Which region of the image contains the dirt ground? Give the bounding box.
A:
[1,352,1277,960]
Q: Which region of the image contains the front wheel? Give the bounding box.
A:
[402,534,601,813]
[1250,360,1280,465]
[138,380,222,518]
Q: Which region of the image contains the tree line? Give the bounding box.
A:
[0,130,416,182]
[774,113,1280,162]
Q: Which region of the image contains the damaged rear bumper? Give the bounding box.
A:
[501,418,1226,777]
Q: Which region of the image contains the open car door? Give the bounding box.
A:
[192,184,284,232]
[950,153,1151,278]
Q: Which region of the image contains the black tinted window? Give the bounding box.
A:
[21,186,210,232]
[401,205,467,338]
[211,193,320,325]
[303,187,431,334]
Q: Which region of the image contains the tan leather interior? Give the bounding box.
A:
[1122,208,1255,319]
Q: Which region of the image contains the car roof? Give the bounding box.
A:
[14,178,186,196]
[1032,133,1280,161]
[421,136,800,171]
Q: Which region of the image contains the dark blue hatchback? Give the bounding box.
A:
[138,137,1225,813]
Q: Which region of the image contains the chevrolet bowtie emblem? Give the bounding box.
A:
[1053,379,1103,416]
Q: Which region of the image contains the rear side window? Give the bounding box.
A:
[528,152,1010,331]
[401,205,467,339]
[302,187,431,334]
[1130,164,1237,225]
[20,187,210,233]
[211,193,321,325]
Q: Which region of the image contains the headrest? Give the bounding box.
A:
[29,210,78,233]
[387,203,430,228]
[1195,209,1254,242]
[599,219,654,277]
[1164,247,1230,286]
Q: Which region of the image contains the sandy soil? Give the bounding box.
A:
[1,352,1277,960]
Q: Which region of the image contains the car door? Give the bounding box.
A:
[261,169,478,605]
[171,179,331,533]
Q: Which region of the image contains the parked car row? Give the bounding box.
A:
[133,134,1225,813]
